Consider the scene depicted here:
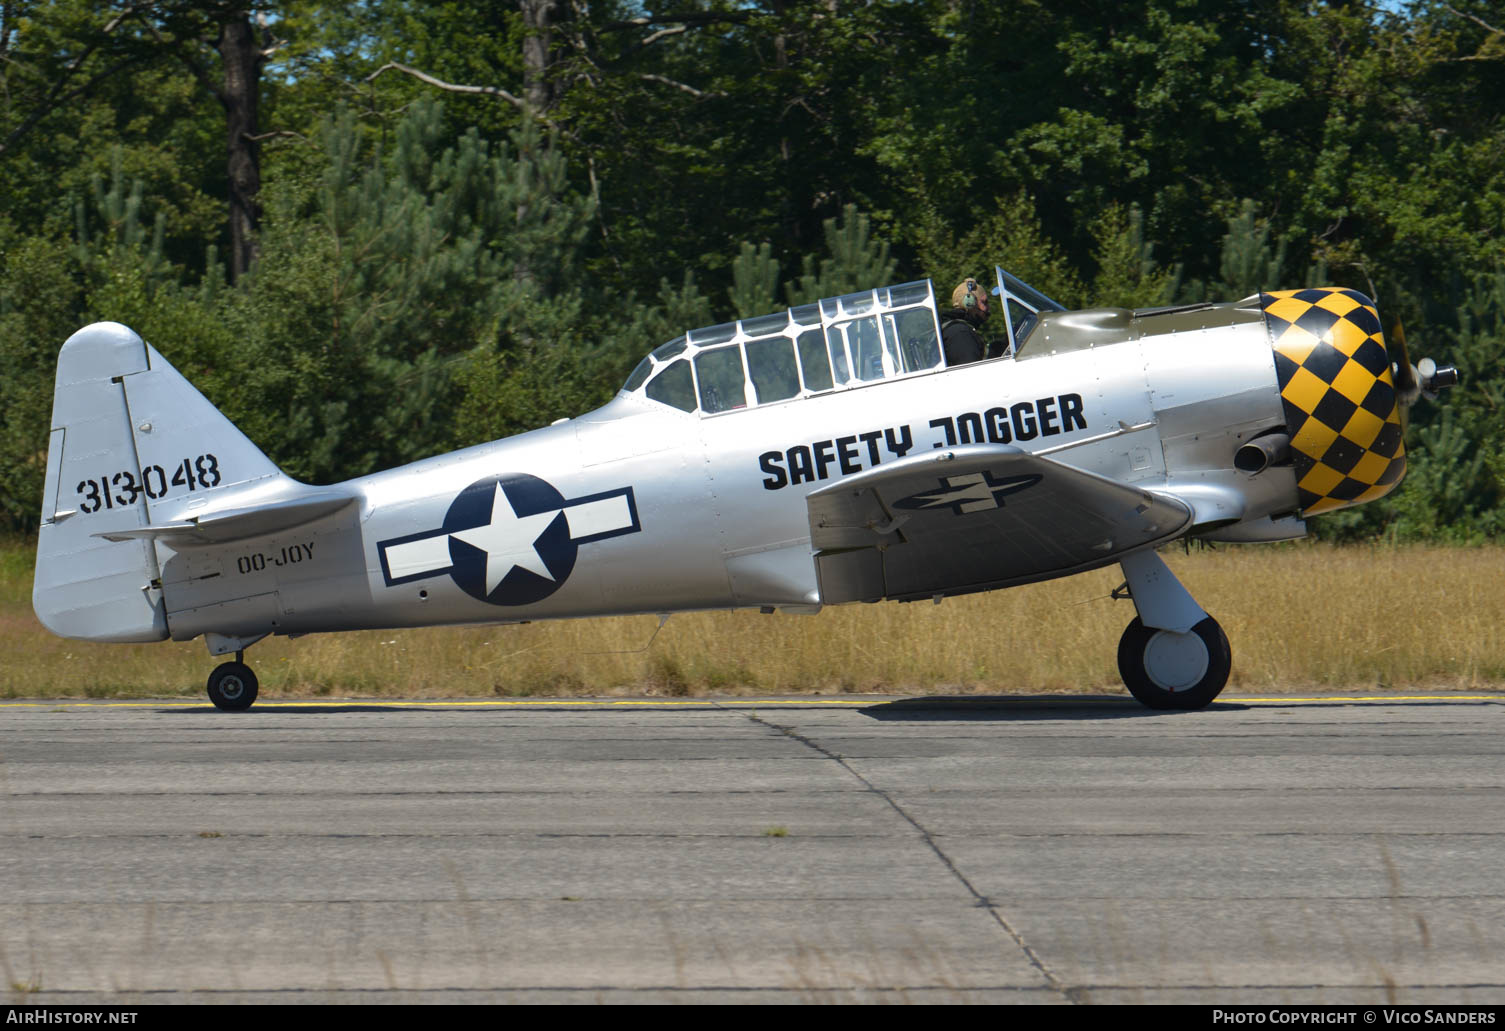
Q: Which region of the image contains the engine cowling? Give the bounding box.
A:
[1259,287,1406,516]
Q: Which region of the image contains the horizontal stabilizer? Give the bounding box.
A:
[92,491,358,545]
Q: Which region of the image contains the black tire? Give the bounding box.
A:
[1117,615,1230,711]
[207,661,259,711]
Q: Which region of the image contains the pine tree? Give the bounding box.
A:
[1217,200,1287,300]
[909,192,1083,309]
[785,205,897,305]
[1088,204,1179,309]
[201,99,599,480]
[729,241,780,319]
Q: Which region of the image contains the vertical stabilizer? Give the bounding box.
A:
[33,322,283,642]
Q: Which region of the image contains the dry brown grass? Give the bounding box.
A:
[4,538,1504,700]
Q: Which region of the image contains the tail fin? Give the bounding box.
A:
[34,322,284,642]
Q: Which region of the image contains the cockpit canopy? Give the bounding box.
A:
[622,268,1066,416]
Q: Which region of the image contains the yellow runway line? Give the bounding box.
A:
[1231,695,1505,703]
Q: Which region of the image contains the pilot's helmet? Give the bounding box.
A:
[952,278,988,313]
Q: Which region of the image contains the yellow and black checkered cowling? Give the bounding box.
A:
[1260,287,1406,516]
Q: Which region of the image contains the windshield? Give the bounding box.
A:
[990,265,1065,357]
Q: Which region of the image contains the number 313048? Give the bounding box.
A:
[76,455,222,514]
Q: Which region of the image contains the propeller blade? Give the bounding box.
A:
[1390,318,1421,406]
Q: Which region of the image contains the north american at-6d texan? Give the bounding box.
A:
[33,266,1457,711]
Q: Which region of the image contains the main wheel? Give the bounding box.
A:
[1117,616,1230,711]
[207,661,259,711]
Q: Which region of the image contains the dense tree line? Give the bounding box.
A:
[0,0,1501,540]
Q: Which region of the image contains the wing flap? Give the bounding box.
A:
[806,444,1192,603]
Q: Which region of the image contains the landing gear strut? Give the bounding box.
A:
[207,651,258,711]
[1115,549,1230,711]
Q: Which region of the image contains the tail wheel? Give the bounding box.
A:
[207,661,259,711]
[1118,616,1230,711]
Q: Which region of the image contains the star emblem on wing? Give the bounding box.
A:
[894,471,1042,515]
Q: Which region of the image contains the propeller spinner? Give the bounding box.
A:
[1390,319,1460,406]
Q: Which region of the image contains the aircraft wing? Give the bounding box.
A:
[806,444,1193,603]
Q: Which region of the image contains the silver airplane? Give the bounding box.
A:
[32,266,1457,711]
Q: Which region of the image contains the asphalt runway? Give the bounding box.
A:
[3,693,1505,1005]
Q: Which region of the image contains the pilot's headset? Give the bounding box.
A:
[953,278,984,311]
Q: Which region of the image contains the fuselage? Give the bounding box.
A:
[157,299,1298,642]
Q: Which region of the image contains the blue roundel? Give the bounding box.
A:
[442,474,578,606]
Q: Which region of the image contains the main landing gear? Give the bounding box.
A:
[1118,615,1231,710]
[1114,550,1231,711]
[207,650,259,711]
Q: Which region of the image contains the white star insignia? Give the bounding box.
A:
[449,483,560,594]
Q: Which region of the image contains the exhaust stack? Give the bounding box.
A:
[1234,433,1290,475]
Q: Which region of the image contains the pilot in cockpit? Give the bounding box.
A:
[940,278,996,366]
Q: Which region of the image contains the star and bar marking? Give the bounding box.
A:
[892,471,1042,515]
[378,473,640,606]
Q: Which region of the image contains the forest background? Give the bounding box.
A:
[1,0,1502,545]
